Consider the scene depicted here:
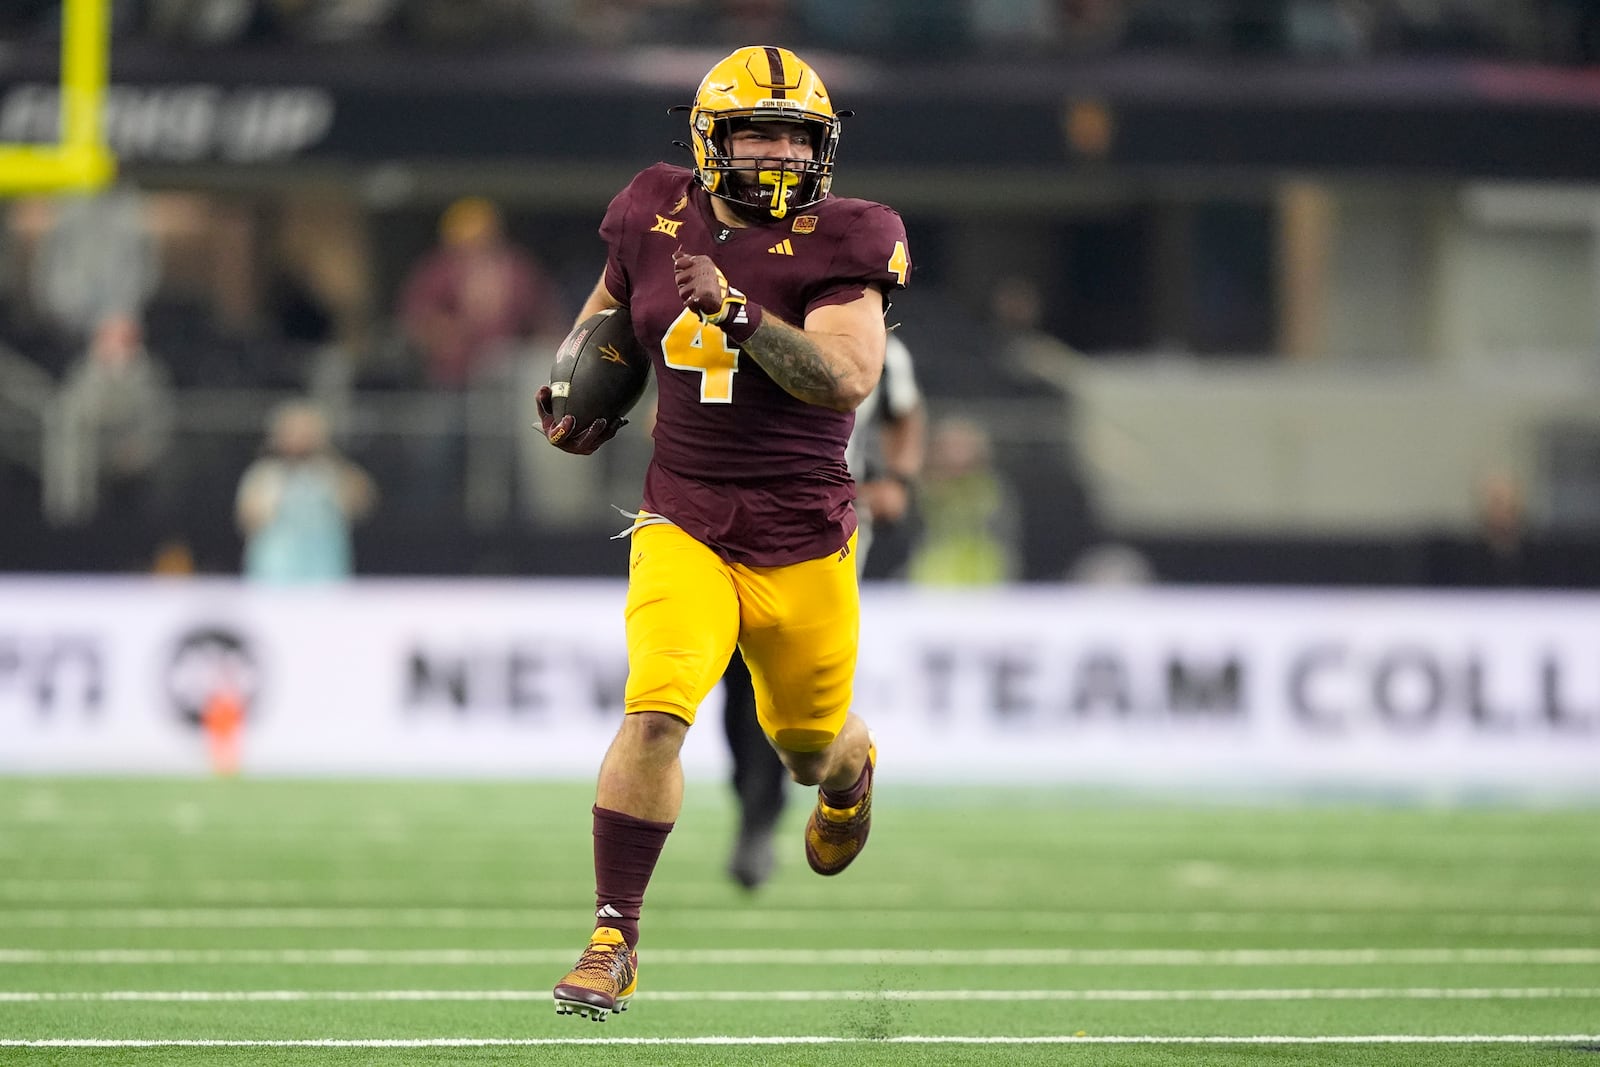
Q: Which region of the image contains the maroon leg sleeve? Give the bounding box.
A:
[591,805,674,949]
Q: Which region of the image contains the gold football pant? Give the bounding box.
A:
[622,522,859,753]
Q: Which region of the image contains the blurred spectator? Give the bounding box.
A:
[49,313,179,564]
[908,416,1020,586]
[397,197,566,389]
[395,197,563,517]
[235,401,377,584]
[1425,466,1536,587]
[31,187,161,343]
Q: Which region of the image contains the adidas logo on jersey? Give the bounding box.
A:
[766,239,795,256]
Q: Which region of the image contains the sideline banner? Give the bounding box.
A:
[0,578,1596,790]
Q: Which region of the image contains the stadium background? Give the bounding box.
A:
[6,0,1600,586]
[1,2,1599,1061]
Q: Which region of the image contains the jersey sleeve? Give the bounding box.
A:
[598,181,639,304]
[806,203,911,314]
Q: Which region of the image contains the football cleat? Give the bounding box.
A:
[552,926,638,1021]
[804,742,875,876]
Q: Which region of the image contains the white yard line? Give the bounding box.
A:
[0,908,1595,935]
[1,987,1598,1003]
[3,879,1597,910]
[2,948,1598,965]
[3,1036,1598,1048]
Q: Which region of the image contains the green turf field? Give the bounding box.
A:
[0,778,1597,1066]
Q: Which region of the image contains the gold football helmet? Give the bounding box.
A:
[687,46,840,221]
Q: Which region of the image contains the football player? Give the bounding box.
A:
[540,45,910,1021]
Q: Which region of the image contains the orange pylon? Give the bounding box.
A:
[199,686,245,776]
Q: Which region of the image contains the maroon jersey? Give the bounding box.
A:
[599,163,910,566]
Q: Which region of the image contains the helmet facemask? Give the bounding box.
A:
[698,115,836,222]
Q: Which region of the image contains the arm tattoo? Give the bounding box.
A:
[740,318,850,408]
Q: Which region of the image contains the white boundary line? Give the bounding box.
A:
[1,987,1598,1003]
[3,1036,1599,1048]
[3,948,1598,965]
[3,881,1597,911]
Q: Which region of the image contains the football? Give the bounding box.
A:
[546,307,651,430]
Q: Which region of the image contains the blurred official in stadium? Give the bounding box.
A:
[537,45,911,1021]
[722,331,924,890]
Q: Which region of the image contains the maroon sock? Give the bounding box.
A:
[591,805,673,949]
[820,757,871,809]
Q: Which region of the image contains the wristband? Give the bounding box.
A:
[710,298,762,345]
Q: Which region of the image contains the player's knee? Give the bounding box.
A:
[621,708,692,750]
[773,728,837,785]
[782,752,827,786]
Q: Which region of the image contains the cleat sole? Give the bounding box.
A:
[554,999,609,1021]
[553,995,630,1021]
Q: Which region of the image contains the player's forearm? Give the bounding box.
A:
[740,317,872,412]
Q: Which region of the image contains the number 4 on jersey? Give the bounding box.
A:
[662,308,740,403]
[888,241,909,286]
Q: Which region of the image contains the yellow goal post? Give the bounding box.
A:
[0,0,116,195]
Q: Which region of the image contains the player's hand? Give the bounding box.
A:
[536,384,626,455]
[673,251,746,324]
